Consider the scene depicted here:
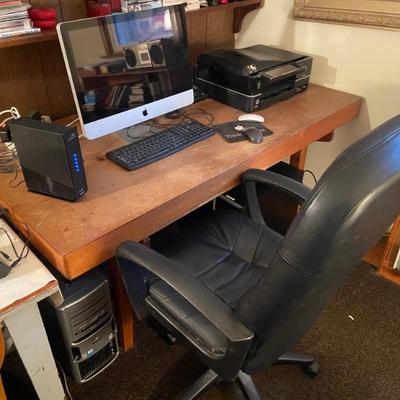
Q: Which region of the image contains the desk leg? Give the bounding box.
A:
[290,147,308,171]
[110,260,135,351]
[0,328,6,400]
[3,303,66,400]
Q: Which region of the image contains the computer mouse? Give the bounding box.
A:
[244,127,263,144]
[238,113,265,123]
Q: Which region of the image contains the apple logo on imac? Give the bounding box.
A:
[142,109,148,117]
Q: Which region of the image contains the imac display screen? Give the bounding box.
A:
[57,6,193,139]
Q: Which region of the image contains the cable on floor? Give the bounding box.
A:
[56,360,74,400]
[304,169,318,186]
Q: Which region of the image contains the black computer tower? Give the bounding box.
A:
[40,271,119,383]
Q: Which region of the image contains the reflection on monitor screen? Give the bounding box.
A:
[113,9,172,45]
[57,5,193,140]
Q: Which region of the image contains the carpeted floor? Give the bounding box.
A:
[3,262,400,400]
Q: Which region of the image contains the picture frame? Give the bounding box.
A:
[293,0,400,29]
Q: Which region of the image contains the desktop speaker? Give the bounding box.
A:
[148,40,166,66]
[124,43,152,69]
[39,270,119,383]
[8,118,87,201]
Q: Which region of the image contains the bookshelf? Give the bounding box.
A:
[0,0,261,49]
[0,29,58,49]
[0,0,263,119]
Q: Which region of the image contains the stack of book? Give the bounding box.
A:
[128,83,145,108]
[121,0,162,12]
[184,0,201,11]
[162,0,184,6]
[162,0,206,10]
[0,0,39,39]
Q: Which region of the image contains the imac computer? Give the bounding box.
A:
[57,5,194,140]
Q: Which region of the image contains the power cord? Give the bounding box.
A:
[56,360,74,400]
[183,107,215,126]
[0,107,20,128]
[66,117,79,128]
[0,143,17,174]
[0,208,30,269]
[0,107,23,186]
[304,169,318,186]
[129,107,215,136]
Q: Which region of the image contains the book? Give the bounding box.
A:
[130,86,144,95]
[129,94,144,102]
[0,11,28,22]
[105,85,131,109]
[114,84,130,108]
[0,3,30,14]
[0,1,24,9]
[0,26,39,38]
[110,86,122,108]
[104,86,118,108]
[147,80,162,100]
[0,17,31,30]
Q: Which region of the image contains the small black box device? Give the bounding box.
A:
[9,118,87,201]
[196,45,313,112]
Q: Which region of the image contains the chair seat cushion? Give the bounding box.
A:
[147,210,283,354]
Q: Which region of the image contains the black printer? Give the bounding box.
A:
[195,45,313,112]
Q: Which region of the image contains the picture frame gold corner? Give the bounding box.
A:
[292,0,400,30]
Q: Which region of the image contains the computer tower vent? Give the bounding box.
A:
[78,339,118,381]
[22,167,75,200]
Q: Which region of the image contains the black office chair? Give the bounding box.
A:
[117,115,400,400]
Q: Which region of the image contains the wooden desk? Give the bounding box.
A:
[0,84,362,349]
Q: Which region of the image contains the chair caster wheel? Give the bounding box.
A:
[166,332,178,344]
[302,361,320,378]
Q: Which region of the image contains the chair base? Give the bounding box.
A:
[274,352,320,378]
[176,352,319,400]
[177,369,261,400]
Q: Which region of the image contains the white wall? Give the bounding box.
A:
[236,0,400,186]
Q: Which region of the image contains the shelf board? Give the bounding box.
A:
[187,0,261,16]
[0,0,261,49]
[0,29,57,49]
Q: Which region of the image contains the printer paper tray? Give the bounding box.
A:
[196,77,300,113]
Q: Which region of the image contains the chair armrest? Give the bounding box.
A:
[117,241,253,344]
[243,169,312,225]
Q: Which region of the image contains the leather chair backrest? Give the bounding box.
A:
[238,115,400,373]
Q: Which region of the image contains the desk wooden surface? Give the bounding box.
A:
[0,85,361,279]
